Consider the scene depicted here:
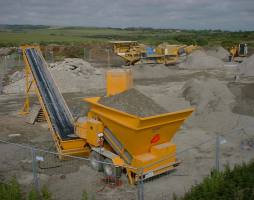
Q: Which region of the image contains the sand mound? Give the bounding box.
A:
[239,54,254,77]
[99,88,167,117]
[9,71,25,83]
[206,46,229,60]
[183,78,234,115]
[3,79,26,94]
[180,50,224,69]
[182,78,238,133]
[3,58,104,94]
[49,58,101,77]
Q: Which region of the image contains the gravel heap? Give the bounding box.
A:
[240,54,254,77]
[99,88,167,117]
[3,58,105,94]
[206,46,229,60]
[182,78,238,133]
[49,58,101,77]
[179,50,224,69]
[9,71,24,83]
[183,78,234,115]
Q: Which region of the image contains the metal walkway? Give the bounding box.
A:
[25,48,78,140]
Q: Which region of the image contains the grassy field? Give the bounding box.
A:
[0,25,254,48]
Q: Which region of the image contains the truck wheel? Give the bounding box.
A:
[89,151,103,172]
[103,158,122,179]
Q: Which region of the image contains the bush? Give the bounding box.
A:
[0,177,22,200]
[0,178,52,200]
[178,161,254,200]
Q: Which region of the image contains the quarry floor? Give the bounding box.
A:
[1,59,254,199]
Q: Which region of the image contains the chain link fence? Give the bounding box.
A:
[136,127,253,200]
[0,53,24,94]
[0,140,140,200]
[0,127,253,200]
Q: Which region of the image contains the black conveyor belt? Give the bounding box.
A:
[25,48,78,140]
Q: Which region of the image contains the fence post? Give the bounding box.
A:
[107,49,110,68]
[137,168,144,200]
[140,168,144,200]
[31,148,40,191]
[215,135,220,171]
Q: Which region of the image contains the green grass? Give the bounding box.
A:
[1,25,254,48]
[177,161,254,200]
[0,177,52,200]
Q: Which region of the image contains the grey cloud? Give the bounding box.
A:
[0,0,253,30]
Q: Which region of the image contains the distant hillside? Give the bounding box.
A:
[0,25,253,48]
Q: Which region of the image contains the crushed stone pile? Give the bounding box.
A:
[179,50,224,69]
[239,54,254,77]
[183,78,234,115]
[3,58,104,94]
[49,58,101,77]
[206,46,229,60]
[182,78,238,133]
[9,71,24,83]
[99,88,167,117]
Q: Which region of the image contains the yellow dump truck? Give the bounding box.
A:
[20,46,194,184]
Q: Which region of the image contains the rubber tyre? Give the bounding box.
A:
[89,151,103,172]
[103,158,122,179]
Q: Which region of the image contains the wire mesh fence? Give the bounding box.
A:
[140,128,254,200]
[0,127,253,200]
[0,140,140,200]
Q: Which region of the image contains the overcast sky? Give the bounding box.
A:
[0,0,253,31]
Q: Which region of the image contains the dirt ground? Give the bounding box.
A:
[1,49,254,200]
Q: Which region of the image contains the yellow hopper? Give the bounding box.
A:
[84,97,194,182]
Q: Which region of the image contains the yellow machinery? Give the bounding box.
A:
[229,43,248,62]
[20,45,88,157]
[21,46,194,184]
[110,41,145,65]
[184,45,199,54]
[156,44,187,65]
[106,69,133,96]
[141,44,198,65]
[111,41,198,66]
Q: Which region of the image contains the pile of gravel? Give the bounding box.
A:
[182,78,234,115]
[179,50,224,69]
[49,58,101,77]
[206,46,229,60]
[99,88,167,117]
[240,54,254,77]
[9,71,24,83]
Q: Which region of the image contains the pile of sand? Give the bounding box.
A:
[183,78,234,115]
[179,50,224,69]
[182,78,238,132]
[99,88,167,117]
[9,71,25,83]
[3,58,105,94]
[206,46,229,60]
[239,54,254,77]
[49,58,101,77]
